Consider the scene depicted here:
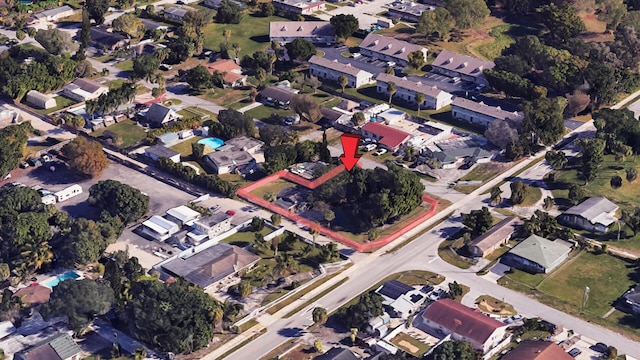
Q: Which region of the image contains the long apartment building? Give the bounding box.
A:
[359,33,427,67]
[432,50,494,84]
[309,56,374,88]
[272,0,326,14]
[451,97,523,127]
[269,21,335,44]
[375,73,453,110]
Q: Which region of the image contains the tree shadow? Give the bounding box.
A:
[278,327,306,337]
[250,35,270,44]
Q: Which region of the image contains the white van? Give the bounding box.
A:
[351,53,361,58]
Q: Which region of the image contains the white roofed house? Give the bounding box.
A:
[269,21,335,44]
[272,0,326,15]
[359,33,427,67]
[166,205,201,226]
[309,56,375,89]
[375,73,453,110]
[144,144,181,163]
[141,215,180,241]
[558,197,619,234]
[431,50,495,84]
[25,90,56,110]
[386,1,435,22]
[188,213,232,244]
[62,78,109,102]
[451,97,523,128]
[29,5,75,24]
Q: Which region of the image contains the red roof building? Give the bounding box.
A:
[502,340,573,360]
[419,298,511,356]
[360,122,412,151]
[206,60,247,88]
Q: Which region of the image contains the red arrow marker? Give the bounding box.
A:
[339,133,362,171]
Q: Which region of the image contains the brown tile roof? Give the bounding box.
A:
[422,298,506,345]
[502,340,574,360]
[309,55,372,77]
[375,73,451,98]
[432,50,494,78]
[269,21,334,38]
[452,97,523,122]
[468,217,523,254]
[260,86,296,103]
[206,60,245,84]
[361,33,425,62]
[14,285,52,305]
[361,122,412,149]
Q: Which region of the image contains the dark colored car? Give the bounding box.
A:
[568,348,581,357]
[590,342,609,354]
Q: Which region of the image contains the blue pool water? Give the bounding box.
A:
[43,271,80,288]
[198,137,224,150]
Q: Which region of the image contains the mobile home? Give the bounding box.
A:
[41,194,57,205]
[54,184,82,202]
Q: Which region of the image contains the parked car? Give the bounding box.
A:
[451,77,461,83]
[590,343,609,354]
[351,53,361,58]
[41,154,52,162]
[210,205,220,212]
[568,348,581,357]
[226,210,236,216]
[159,64,173,71]
[363,144,377,152]
[374,148,387,156]
[19,161,29,169]
[475,83,487,92]
[28,158,41,167]
[387,61,396,67]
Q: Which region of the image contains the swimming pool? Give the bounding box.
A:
[198,137,224,150]
[42,271,80,288]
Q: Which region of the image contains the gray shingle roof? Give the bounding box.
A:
[309,55,372,77]
[432,50,494,78]
[33,5,73,19]
[270,21,334,38]
[72,78,105,94]
[49,333,82,360]
[452,97,523,122]
[563,197,619,223]
[164,7,189,17]
[146,144,180,159]
[376,280,413,300]
[361,33,425,62]
[314,347,359,360]
[146,103,173,124]
[507,235,572,269]
[376,73,451,98]
[469,216,523,253]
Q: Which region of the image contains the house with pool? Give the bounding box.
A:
[202,136,264,175]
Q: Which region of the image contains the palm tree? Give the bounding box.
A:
[20,240,53,272]
[222,29,231,46]
[489,186,503,206]
[267,52,277,76]
[338,75,348,93]
[85,100,97,120]
[155,47,170,64]
[309,228,319,244]
[312,307,328,325]
[133,348,147,360]
[232,42,241,59]
[415,92,425,118]
[387,81,396,105]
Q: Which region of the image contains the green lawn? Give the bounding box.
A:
[538,252,636,316]
[91,119,147,148]
[169,136,203,159]
[458,163,504,183]
[39,95,77,115]
[475,23,542,60]
[200,87,252,108]
[438,238,476,269]
[203,13,289,58]
[390,333,430,357]
[249,179,296,199]
[517,186,542,207]
[222,227,274,248]
[177,106,217,121]
[245,105,293,122]
[103,79,149,95]
[114,59,133,71]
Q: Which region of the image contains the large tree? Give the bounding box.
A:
[576,138,606,182]
[185,64,212,91]
[214,109,257,138]
[461,207,493,237]
[88,180,150,224]
[484,119,519,149]
[216,0,243,24]
[86,0,110,24]
[426,340,479,360]
[61,137,109,178]
[407,51,426,70]
[339,292,384,330]
[416,7,453,40]
[290,94,323,123]
[537,3,586,41]
[35,29,74,55]
[55,217,120,266]
[112,13,146,39]
[285,38,316,61]
[0,122,29,179]
[443,0,489,29]
[132,54,159,82]
[520,97,566,147]
[40,279,115,333]
[330,14,359,39]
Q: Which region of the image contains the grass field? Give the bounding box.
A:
[438,238,476,269]
[203,13,289,58]
[40,95,76,115]
[91,119,147,148]
[537,252,635,316]
[249,178,296,199]
[222,227,274,248]
[245,105,293,121]
[475,23,542,60]
[114,59,133,71]
[169,136,203,159]
[200,87,251,108]
[517,186,542,207]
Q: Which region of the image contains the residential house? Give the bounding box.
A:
[164,7,190,22]
[189,213,232,243]
[270,21,335,44]
[314,347,359,360]
[433,146,491,169]
[366,313,391,337]
[272,0,326,15]
[468,217,523,258]
[141,215,180,241]
[451,97,523,128]
[206,60,247,88]
[144,144,181,163]
[29,5,75,24]
[558,197,619,234]
[166,205,201,226]
[321,107,352,129]
[386,1,435,22]
[419,298,511,357]
[25,90,56,110]
[159,243,260,289]
[501,235,573,274]
[203,0,245,9]
[140,18,169,31]
[375,280,426,318]
[225,136,264,154]
[431,50,495,84]
[62,78,109,102]
[15,332,82,360]
[622,285,640,314]
[375,73,453,110]
[359,33,427,67]
[89,27,130,52]
[259,86,299,108]
[145,103,181,127]
[203,150,256,174]
[502,340,574,360]
[361,121,412,151]
[309,55,374,89]
[0,105,17,123]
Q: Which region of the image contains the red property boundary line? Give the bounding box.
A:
[237,165,439,252]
